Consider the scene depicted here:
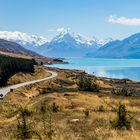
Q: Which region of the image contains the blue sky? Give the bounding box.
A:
[1,0,140,39]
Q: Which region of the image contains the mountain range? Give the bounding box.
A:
[0,30,112,58]
[37,31,108,57]
[35,30,113,58]
[87,33,140,58]
[1,30,140,58]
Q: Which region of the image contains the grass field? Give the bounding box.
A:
[0,67,140,140]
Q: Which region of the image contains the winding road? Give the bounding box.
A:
[0,70,58,97]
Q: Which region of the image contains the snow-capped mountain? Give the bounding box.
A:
[86,33,140,58]
[89,37,113,46]
[51,30,93,45]
[37,30,102,57]
[0,29,113,58]
[0,31,48,50]
[97,38,113,45]
[1,29,140,59]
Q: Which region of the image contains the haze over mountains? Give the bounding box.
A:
[0,30,140,58]
[87,33,140,59]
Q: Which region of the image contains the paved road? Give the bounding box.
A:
[0,70,58,97]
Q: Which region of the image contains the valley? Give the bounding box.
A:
[1,1,140,140]
[0,31,140,139]
[0,66,140,140]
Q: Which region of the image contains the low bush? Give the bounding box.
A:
[83,109,90,118]
[14,107,42,140]
[51,102,59,113]
[77,75,99,92]
[110,104,132,130]
[98,105,105,112]
[111,87,133,96]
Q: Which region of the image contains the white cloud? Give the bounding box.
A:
[56,28,66,32]
[0,31,48,45]
[108,16,140,26]
[48,28,70,32]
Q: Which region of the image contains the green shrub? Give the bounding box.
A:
[77,75,99,92]
[111,87,133,96]
[40,101,55,139]
[98,105,105,112]
[84,109,89,118]
[51,102,59,113]
[39,88,47,94]
[110,104,132,130]
[39,87,54,94]
[14,107,42,140]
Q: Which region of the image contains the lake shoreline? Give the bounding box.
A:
[46,58,140,82]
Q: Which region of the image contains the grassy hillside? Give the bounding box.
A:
[0,67,140,140]
[0,54,35,86]
[7,66,51,85]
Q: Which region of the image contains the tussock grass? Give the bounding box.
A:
[0,68,140,140]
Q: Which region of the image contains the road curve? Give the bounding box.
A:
[0,70,58,97]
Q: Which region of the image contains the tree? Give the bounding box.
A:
[14,106,42,140]
[110,104,132,130]
[0,55,35,86]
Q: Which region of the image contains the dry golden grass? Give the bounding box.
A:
[0,67,140,140]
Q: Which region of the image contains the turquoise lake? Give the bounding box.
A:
[46,58,140,81]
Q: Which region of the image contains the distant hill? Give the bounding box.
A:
[86,33,140,59]
[0,39,66,64]
[0,39,40,57]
